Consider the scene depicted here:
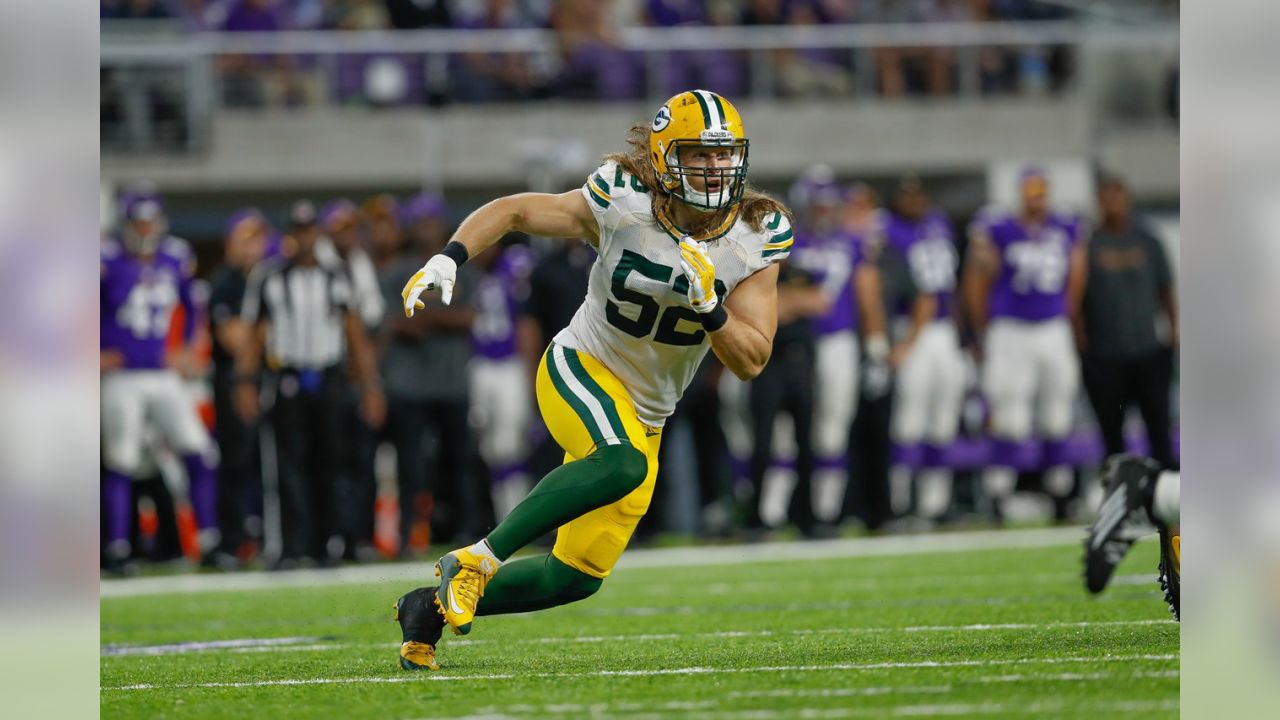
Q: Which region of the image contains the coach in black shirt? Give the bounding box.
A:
[236,200,386,567]
[1077,177,1178,469]
[745,263,826,535]
[205,209,268,567]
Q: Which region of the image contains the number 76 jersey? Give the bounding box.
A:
[556,160,792,428]
[969,206,1087,323]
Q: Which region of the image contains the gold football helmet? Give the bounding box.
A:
[648,90,749,211]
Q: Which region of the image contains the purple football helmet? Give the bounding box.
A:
[119,191,167,255]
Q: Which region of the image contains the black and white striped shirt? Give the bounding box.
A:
[241,255,354,370]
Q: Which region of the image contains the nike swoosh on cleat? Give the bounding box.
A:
[447,585,465,616]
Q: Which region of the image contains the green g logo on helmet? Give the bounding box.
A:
[651,106,672,132]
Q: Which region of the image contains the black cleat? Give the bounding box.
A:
[1084,454,1160,594]
[394,587,445,671]
[1156,526,1180,621]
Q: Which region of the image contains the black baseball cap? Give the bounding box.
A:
[288,199,319,229]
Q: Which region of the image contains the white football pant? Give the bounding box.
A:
[469,357,532,519]
[982,317,1080,440]
[812,330,859,523]
[101,369,212,476]
[890,321,966,518]
[981,318,1080,499]
[892,321,966,447]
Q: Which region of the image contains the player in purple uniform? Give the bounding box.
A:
[786,167,888,524]
[469,240,537,520]
[101,193,217,572]
[962,168,1088,515]
[883,177,964,522]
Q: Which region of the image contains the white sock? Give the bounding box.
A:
[467,538,503,567]
[889,466,913,516]
[1151,471,1180,527]
[983,467,1017,499]
[812,468,846,523]
[918,469,953,519]
[1043,466,1074,498]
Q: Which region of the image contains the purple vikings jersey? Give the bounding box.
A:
[789,229,864,335]
[885,210,958,320]
[101,236,196,370]
[471,246,535,360]
[971,208,1084,322]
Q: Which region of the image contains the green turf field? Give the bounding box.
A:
[101,528,1178,719]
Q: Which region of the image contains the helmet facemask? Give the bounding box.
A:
[662,134,750,212]
[122,199,167,255]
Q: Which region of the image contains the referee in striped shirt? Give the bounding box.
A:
[235,200,386,567]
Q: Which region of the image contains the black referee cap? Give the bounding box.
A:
[288,199,319,229]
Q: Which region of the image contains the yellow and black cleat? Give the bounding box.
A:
[394,588,445,670]
[433,548,498,636]
[398,641,439,672]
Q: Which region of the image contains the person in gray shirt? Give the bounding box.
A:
[378,193,480,553]
[1076,176,1178,469]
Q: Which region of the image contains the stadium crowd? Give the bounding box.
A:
[100,164,1178,574]
[101,0,1094,110]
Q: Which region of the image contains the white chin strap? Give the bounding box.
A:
[679,175,732,210]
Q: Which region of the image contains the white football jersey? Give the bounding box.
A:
[555,160,792,427]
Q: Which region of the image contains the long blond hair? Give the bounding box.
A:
[604,123,791,239]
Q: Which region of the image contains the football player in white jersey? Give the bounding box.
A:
[392,90,792,671]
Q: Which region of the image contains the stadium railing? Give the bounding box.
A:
[101,21,1177,154]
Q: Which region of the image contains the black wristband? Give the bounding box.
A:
[441,241,470,266]
[699,304,729,333]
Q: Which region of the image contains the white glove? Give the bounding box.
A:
[401,254,458,316]
[862,334,893,399]
[678,238,719,314]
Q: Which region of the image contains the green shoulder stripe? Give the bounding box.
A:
[766,212,782,230]
[769,228,794,244]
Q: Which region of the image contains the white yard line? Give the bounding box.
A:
[728,686,953,699]
[632,570,1157,596]
[726,671,1178,699]
[899,619,1173,632]
[422,699,1180,720]
[971,670,1179,683]
[102,619,1175,657]
[103,653,1177,691]
[570,590,1164,618]
[101,636,321,656]
[101,526,1086,598]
